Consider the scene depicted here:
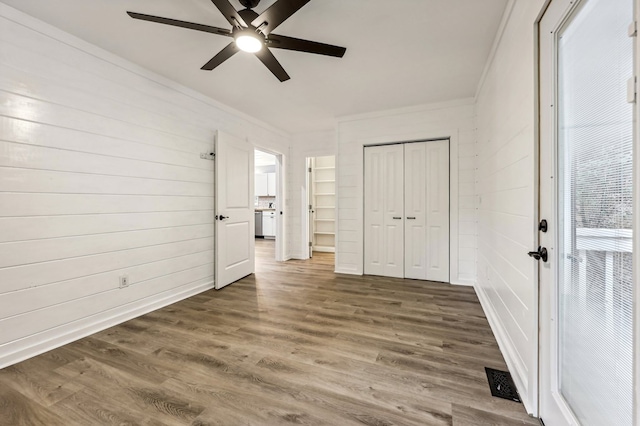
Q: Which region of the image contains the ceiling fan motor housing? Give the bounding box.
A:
[239,0,261,9]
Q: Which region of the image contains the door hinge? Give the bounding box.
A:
[627,76,637,104]
[628,21,637,37]
[308,167,312,173]
[309,241,313,247]
[309,204,313,210]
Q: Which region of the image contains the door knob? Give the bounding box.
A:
[216,215,229,221]
[528,246,548,262]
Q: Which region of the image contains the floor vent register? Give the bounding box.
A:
[485,367,521,403]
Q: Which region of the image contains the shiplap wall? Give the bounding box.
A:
[474,0,545,415]
[288,131,336,260]
[335,101,477,285]
[0,5,289,368]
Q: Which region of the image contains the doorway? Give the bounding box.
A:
[254,148,283,263]
[538,0,634,424]
[306,156,336,264]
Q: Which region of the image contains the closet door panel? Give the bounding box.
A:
[404,143,427,279]
[425,140,450,282]
[364,147,386,275]
[364,145,404,277]
[383,146,404,277]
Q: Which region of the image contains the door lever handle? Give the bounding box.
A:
[392,217,402,220]
[527,246,548,262]
[407,217,416,220]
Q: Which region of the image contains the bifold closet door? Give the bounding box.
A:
[404,141,449,282]
[364,144,404,278]
[364,140,449,281]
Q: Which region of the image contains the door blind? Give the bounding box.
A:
[556,0,634,424]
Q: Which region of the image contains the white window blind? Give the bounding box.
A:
[557,0,634,424]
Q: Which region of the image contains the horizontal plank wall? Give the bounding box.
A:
[0,5,289,368]
[335,100,477,285]
[474,0,546,415]
[288,131,336,260]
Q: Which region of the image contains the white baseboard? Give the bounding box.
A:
[334,268,361,275]
[450,278,475,286]
[0,280,214,369]
[312,247,335,253]
[474,283,534,415]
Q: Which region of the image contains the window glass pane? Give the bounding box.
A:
[557,0,633,424]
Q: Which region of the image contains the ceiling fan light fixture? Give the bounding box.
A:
[235,31,263,53]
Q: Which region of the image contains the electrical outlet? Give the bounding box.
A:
[119,275,129,289]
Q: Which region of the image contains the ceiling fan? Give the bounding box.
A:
[127,0,347,82]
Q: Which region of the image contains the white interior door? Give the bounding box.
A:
[404,142,427,279]
[424,140,450,282]
[215,131,255,289]
[404,140,450,281]
[539,0,634,424]
[364,144,404,278]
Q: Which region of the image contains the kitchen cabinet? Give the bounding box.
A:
[262,210,276,238]
[255,173,276,196]
[267,172,276,196]
[255,173,268,196]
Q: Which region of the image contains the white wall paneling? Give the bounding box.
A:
[0,4,290,368]
[336,100,476,285]
[473,0,547,415]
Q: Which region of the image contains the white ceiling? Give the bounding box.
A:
[255,149,276,167]
[1,0,508,134]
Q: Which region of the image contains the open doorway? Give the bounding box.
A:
[306,156,336,266]
[254,149,280,263]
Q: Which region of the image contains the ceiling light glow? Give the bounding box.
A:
[236,34,263,53]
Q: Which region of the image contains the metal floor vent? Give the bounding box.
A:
[485,367,521,403]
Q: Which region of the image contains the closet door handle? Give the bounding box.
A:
[392,217,402,220]
[407,217,416,220]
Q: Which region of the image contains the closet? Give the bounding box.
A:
[364,140,450,282]
[308,156,336,253]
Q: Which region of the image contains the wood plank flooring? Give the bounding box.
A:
[0,239,539,425]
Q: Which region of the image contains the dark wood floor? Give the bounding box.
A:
[0,239,538,425]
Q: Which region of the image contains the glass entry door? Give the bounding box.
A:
[539,0,634,424]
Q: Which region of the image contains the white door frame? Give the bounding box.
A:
[253,146,286,262]
[538,0,639,423]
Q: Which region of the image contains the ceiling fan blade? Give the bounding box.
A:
[127,12,232,37]
[201,43,240,70]
[210,0,247,28]
[251,0,311,35]
[267,34,346,58]
[254,48,290,82]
